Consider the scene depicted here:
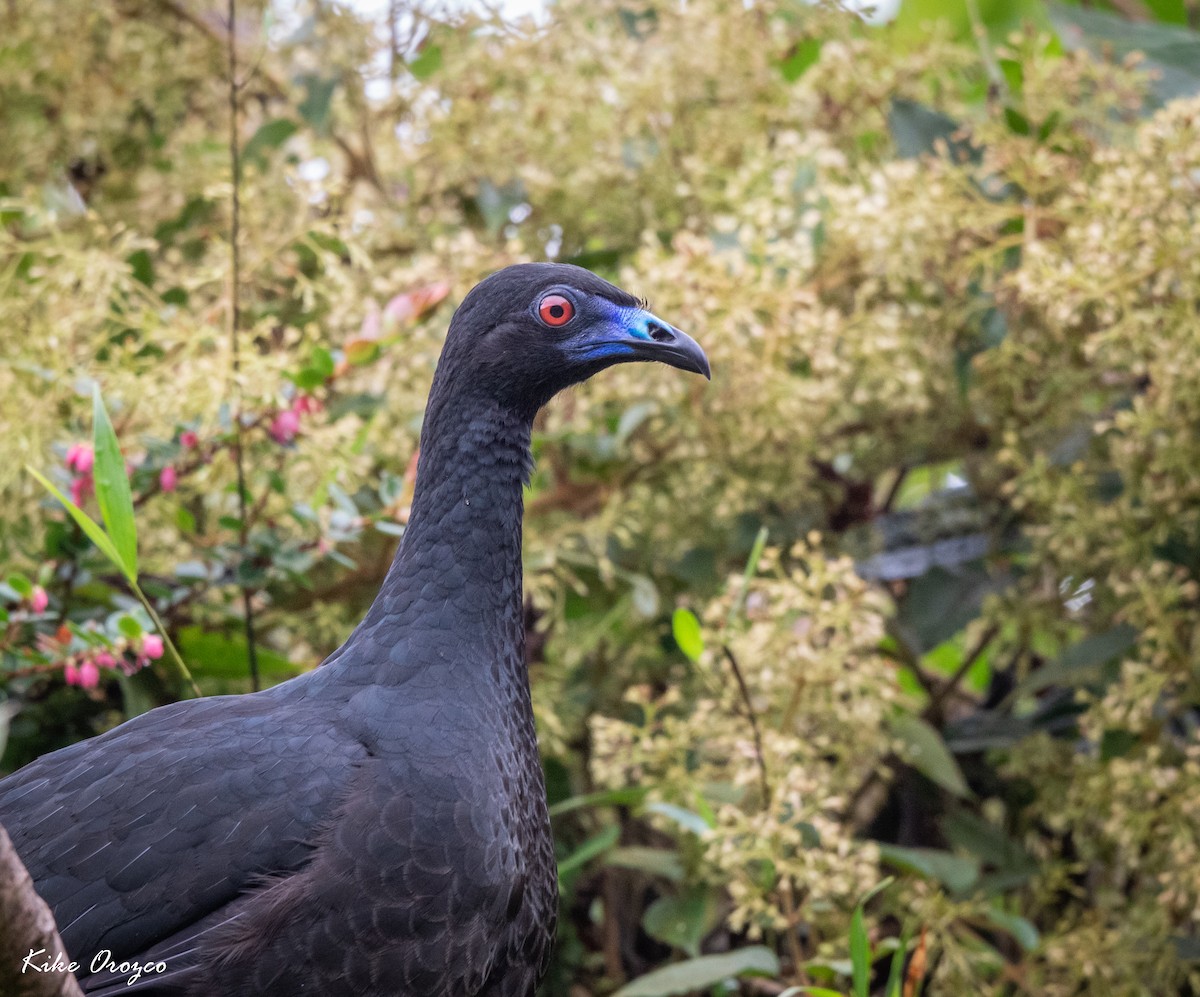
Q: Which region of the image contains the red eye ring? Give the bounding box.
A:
[538,294,575,327]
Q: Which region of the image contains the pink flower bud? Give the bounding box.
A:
[29,586,49,613]
[180,430,199,449]
[292,395,322,416]
[141,633,164,660]
[65,442,94,475]
[160,466,178,492]
[359,309,381,341]
[94,651,116,670]
[69,475,94,506]
[270,409,301,445]
[78,660,100,689]
[64,662,81,686]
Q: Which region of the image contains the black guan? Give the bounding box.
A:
[0,263,709,996]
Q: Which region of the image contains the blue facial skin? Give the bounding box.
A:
[578,307,654,362]
[557,295,710,378]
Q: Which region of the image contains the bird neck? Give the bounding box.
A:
[350,380,533,685]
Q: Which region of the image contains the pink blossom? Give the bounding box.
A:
[94,651,116,670]
[359,308,381,341]
[29,586,49,613]
[69,475,94,506]
[78,660,100,689]
[180,430,199,449]
[270,409,301,444]
[160,466,178,492]
[292,395,322,416]
[141,633,164,660]
[64,442,94,475]
[64,662,81,686]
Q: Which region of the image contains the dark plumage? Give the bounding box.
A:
[0,263,709,997]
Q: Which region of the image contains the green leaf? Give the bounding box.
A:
[893,563,996,657]
[548,787,647,818]
[117,614,143,639]
[345,338,382,366]
[780,38,821,82]
[409,44,443,80]
[941,810,1035,884]
[884,933,909,997]
[888,99,979,164]
[889,713,971,798]
[1003,106,1031,136]
[894,0,1050,45]
[243,119,299,165]
[646,801,713,837]
[1143,0,1187,24]
[1016,623,1138,695]
[6,573,32,598]
[557,823,619,878]
[116,670,156,719]
[126,249,155,287]
[92,386,138,580]
[672,608,704,662]
[849,904,870,997]
[978,906,1039,952]
[176,626,303,685]
[1049,5,1200,106]
[613,947,779,997]
[878,843,980,894]
[309,346,335,379]
[26,467,131,581]
[606,846,685,882]
[1100,727,1138,761]
[297,75,338,135]
[642,887,719,957]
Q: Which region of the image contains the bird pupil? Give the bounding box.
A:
[550,305,564,318]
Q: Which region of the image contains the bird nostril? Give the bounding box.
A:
[646,320,674,343]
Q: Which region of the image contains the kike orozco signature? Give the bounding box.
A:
[22,947,168,986]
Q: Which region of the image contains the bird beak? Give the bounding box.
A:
[618,310,712,380]
[568,305,711,379]
[628,316,710,381]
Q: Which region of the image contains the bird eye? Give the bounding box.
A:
[537,294,575,328]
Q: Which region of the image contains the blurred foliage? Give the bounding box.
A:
[2,0,1200,993]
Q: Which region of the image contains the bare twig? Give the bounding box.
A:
[879,465,908,514]
[227,0,260,692]
[926,623,1000,723]
[776,877,808,985]
[721,645,770,809]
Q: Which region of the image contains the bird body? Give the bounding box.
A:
[0,264,709,996]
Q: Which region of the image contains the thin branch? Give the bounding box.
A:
[131,579,202,698]
[926,623,1000,723]
[721,645,771,809]
[228,0,260,692]
[880,465,908,514]
[776,877,808,986]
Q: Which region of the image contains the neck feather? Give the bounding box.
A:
[345,376,533,683]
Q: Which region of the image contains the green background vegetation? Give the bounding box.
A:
[3,0,1200,993]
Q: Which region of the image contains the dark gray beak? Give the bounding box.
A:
[627,313,711,380]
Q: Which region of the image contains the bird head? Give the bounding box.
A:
[439,263,710,414]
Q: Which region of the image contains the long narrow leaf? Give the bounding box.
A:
[91,386,138,579]
[27,467,131,581]
[885,931,911,997]
[613,947,779,997]
[849,904,870,997]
